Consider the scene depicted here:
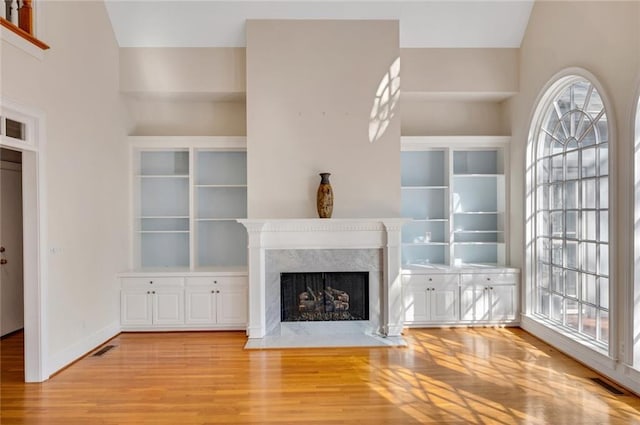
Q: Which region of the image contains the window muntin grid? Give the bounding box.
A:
[534,79,609,347]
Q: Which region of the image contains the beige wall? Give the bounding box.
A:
[401,48,519,95]
[401,98,509,136]
[246,20,401,218]
[120,47,245,95]
[125,97,246,136]
[1,2,127,373]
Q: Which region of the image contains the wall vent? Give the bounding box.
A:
[92,345,116,357]
[589,377,624,395]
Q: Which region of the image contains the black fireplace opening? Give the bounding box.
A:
[281,272,369,322]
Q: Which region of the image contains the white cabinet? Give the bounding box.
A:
[185,277,247,325]
[121,277,185,326]
[131,137,248,269]
[460,273,518,322]
[402,274,459,324]
[120,272,247,331]
[402,268,519,326]
[401,137,510,267]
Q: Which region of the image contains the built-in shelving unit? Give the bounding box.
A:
[401,137,510,267]
[137,150,191,268]
[130,137,248,270]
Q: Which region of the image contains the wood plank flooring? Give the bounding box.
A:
[2,328,640,424]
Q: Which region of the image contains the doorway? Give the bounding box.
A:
[0,100,46,382]
[0,147,24,337]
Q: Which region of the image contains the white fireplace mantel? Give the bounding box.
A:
[237,218,408,340]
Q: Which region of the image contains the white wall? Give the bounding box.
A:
[246,20,401,218]
[507,0,640,390]
[1,1,127,375]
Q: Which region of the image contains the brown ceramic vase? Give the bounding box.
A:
[316,173,333,219]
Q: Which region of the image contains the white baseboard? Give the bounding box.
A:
[47,321,121,377]
[521,316,640,395]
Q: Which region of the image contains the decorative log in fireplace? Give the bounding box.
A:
[281,272,369,322]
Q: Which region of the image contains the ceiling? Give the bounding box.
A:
[104,0,535,48]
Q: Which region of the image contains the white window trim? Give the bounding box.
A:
[524,67,618,362]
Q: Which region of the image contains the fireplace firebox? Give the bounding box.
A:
[281,272,369,322]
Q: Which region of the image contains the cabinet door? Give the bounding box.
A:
[430,281,459,322]
[403,282,429,323]
[490,285,517,321]
[121,290,152,326]
[216,286,247,325]
[153,288,185,325]
[185,287,216,324]
[460,285,490,321]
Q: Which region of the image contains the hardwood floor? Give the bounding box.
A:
[2,328,640,424]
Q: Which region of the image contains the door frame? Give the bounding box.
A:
[1,98,47,382]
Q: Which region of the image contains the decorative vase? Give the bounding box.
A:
[316,173,333,219]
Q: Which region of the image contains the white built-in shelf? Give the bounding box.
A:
[400,138,509,267]
[196,218,241,222]
[453,174,503,178]
[138,231,190,234]
[402,242,448,246]
[138,174,189,178]
[402,186,449,190]
[453,211,499,215]
[131,139,248,270]
[195,184,248,188]
[454,230,504,233]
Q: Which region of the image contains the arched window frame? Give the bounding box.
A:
[633,87,640,367]
[525,68,616,357]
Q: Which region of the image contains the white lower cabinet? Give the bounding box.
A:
[402,268,519,327]
[402,274,459,324]
[121,277,184,326]
[120,272,247,331]
[185,277,247,325]
[460,273,518,322]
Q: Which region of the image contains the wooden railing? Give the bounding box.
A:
[0,0,49,50]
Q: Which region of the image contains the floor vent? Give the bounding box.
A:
[590,377,625,395]
[92,345,116,357]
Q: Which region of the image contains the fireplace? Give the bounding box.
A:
[237,218,408,345]
[281,272,369,322]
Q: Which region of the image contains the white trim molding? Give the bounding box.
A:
[0,97,48,382]
[237,218,408,339]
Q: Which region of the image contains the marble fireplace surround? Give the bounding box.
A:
[238,219,407,348]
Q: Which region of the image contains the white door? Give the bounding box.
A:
[185,287,216,324]
[403,282,429,323]
[153,288,185,325]
[0,157,24,336]
[490,285,517,321]
[430,282,459,322]
[217,286,247,325]
[121,289,153,326]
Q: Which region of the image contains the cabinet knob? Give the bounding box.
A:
[490,287,494,290]
[152,291,156,294]
[146,291,150,294]
[214,280,218,284]
[0,246,5,252]
[149,280,153,284]
[428,278,432,282]
[0,259,7,265]
[211,290,215,294]
[486,277,491,281]
[216,290,220,294]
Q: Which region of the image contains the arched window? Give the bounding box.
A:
[529,75,610,348]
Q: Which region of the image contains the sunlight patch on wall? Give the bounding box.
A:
[369,57,400,143]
